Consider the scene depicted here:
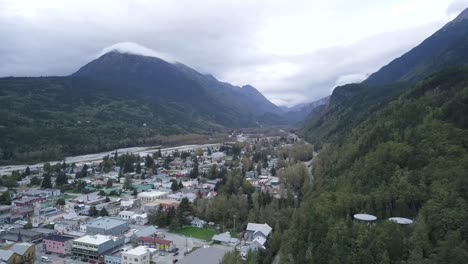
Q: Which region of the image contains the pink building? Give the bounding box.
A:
[43,234,74,255]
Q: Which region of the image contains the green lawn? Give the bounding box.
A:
[172,227,216,241]
[63,193,78,200]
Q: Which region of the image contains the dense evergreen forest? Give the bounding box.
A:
[281,68,468,263]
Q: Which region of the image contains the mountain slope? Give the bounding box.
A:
[364,8,468,86]
[284,66,468,264]
[0,50,287,164]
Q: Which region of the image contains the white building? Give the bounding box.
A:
[122,246,154,264]
[131,213,148,225]
[119,211,135,220]
[138,191,168,203]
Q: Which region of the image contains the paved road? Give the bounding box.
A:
[0,143,221,175]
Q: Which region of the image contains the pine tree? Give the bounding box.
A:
[99,208,109,217]
[41,173,53,189]
[55,172,68,186]
[106,178,113,188]
[123,175,133,190]
[89,206,98,216]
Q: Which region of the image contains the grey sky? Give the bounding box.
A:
[1,0,467,106]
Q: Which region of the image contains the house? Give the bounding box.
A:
[72,234,124,260]
[42,234,74,255]
[131,213,148,225]
[190,217,206,228]
[211,232,239,246]
[244,223,272,242]
[121,246,155,264]
[137,237,175,252]
[120,199,138,210]
[86,217,130,236]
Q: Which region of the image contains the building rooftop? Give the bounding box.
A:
[86,217,128,230]
[74,234,114,245]
[43,234,74,242]
[138,191,168,198]
[138,236,172,245]
[9,242,33,255]
[134,226,158,238]
[246,223,272,237]
[123,246,151,256]
[388,217,413,225]
[353,213,377,222]
[0,249,15,262]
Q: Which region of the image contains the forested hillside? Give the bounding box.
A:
[282,68,468,263]
[0,77,224,164]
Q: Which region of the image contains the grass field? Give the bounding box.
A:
[63,193,78,200]
[173,227,216,241]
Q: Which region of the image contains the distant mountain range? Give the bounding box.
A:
[0,49,317,164]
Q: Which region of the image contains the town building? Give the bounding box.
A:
[121,246,154,264]
[137,191,168,203]
[43,234,74,255]
[137,237,175,252]
[0,242,36,264]
[86,217,130,236]
[142,200,180,213]
[71,234,124,260]
[12,196,46,207]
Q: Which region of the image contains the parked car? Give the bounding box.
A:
[45,251,52,255]
[173,252,179,256]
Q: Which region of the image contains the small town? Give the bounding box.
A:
[0,132,313,264]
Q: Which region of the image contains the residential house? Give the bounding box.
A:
[190,217,206,228]
[131,213,148,226]
[244,223,272,242]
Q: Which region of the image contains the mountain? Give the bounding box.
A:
[304,8,468,144]
[364,8,468,85]
[283,96,330,125]
[0,50,286,164]
[287,9,468,263]
[285,66,468,264]
[74,51,283,122]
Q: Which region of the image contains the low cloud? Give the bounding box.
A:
[0,0,460,106]
[447,0,468,15]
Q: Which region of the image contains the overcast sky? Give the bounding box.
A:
[1,0,467,106]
